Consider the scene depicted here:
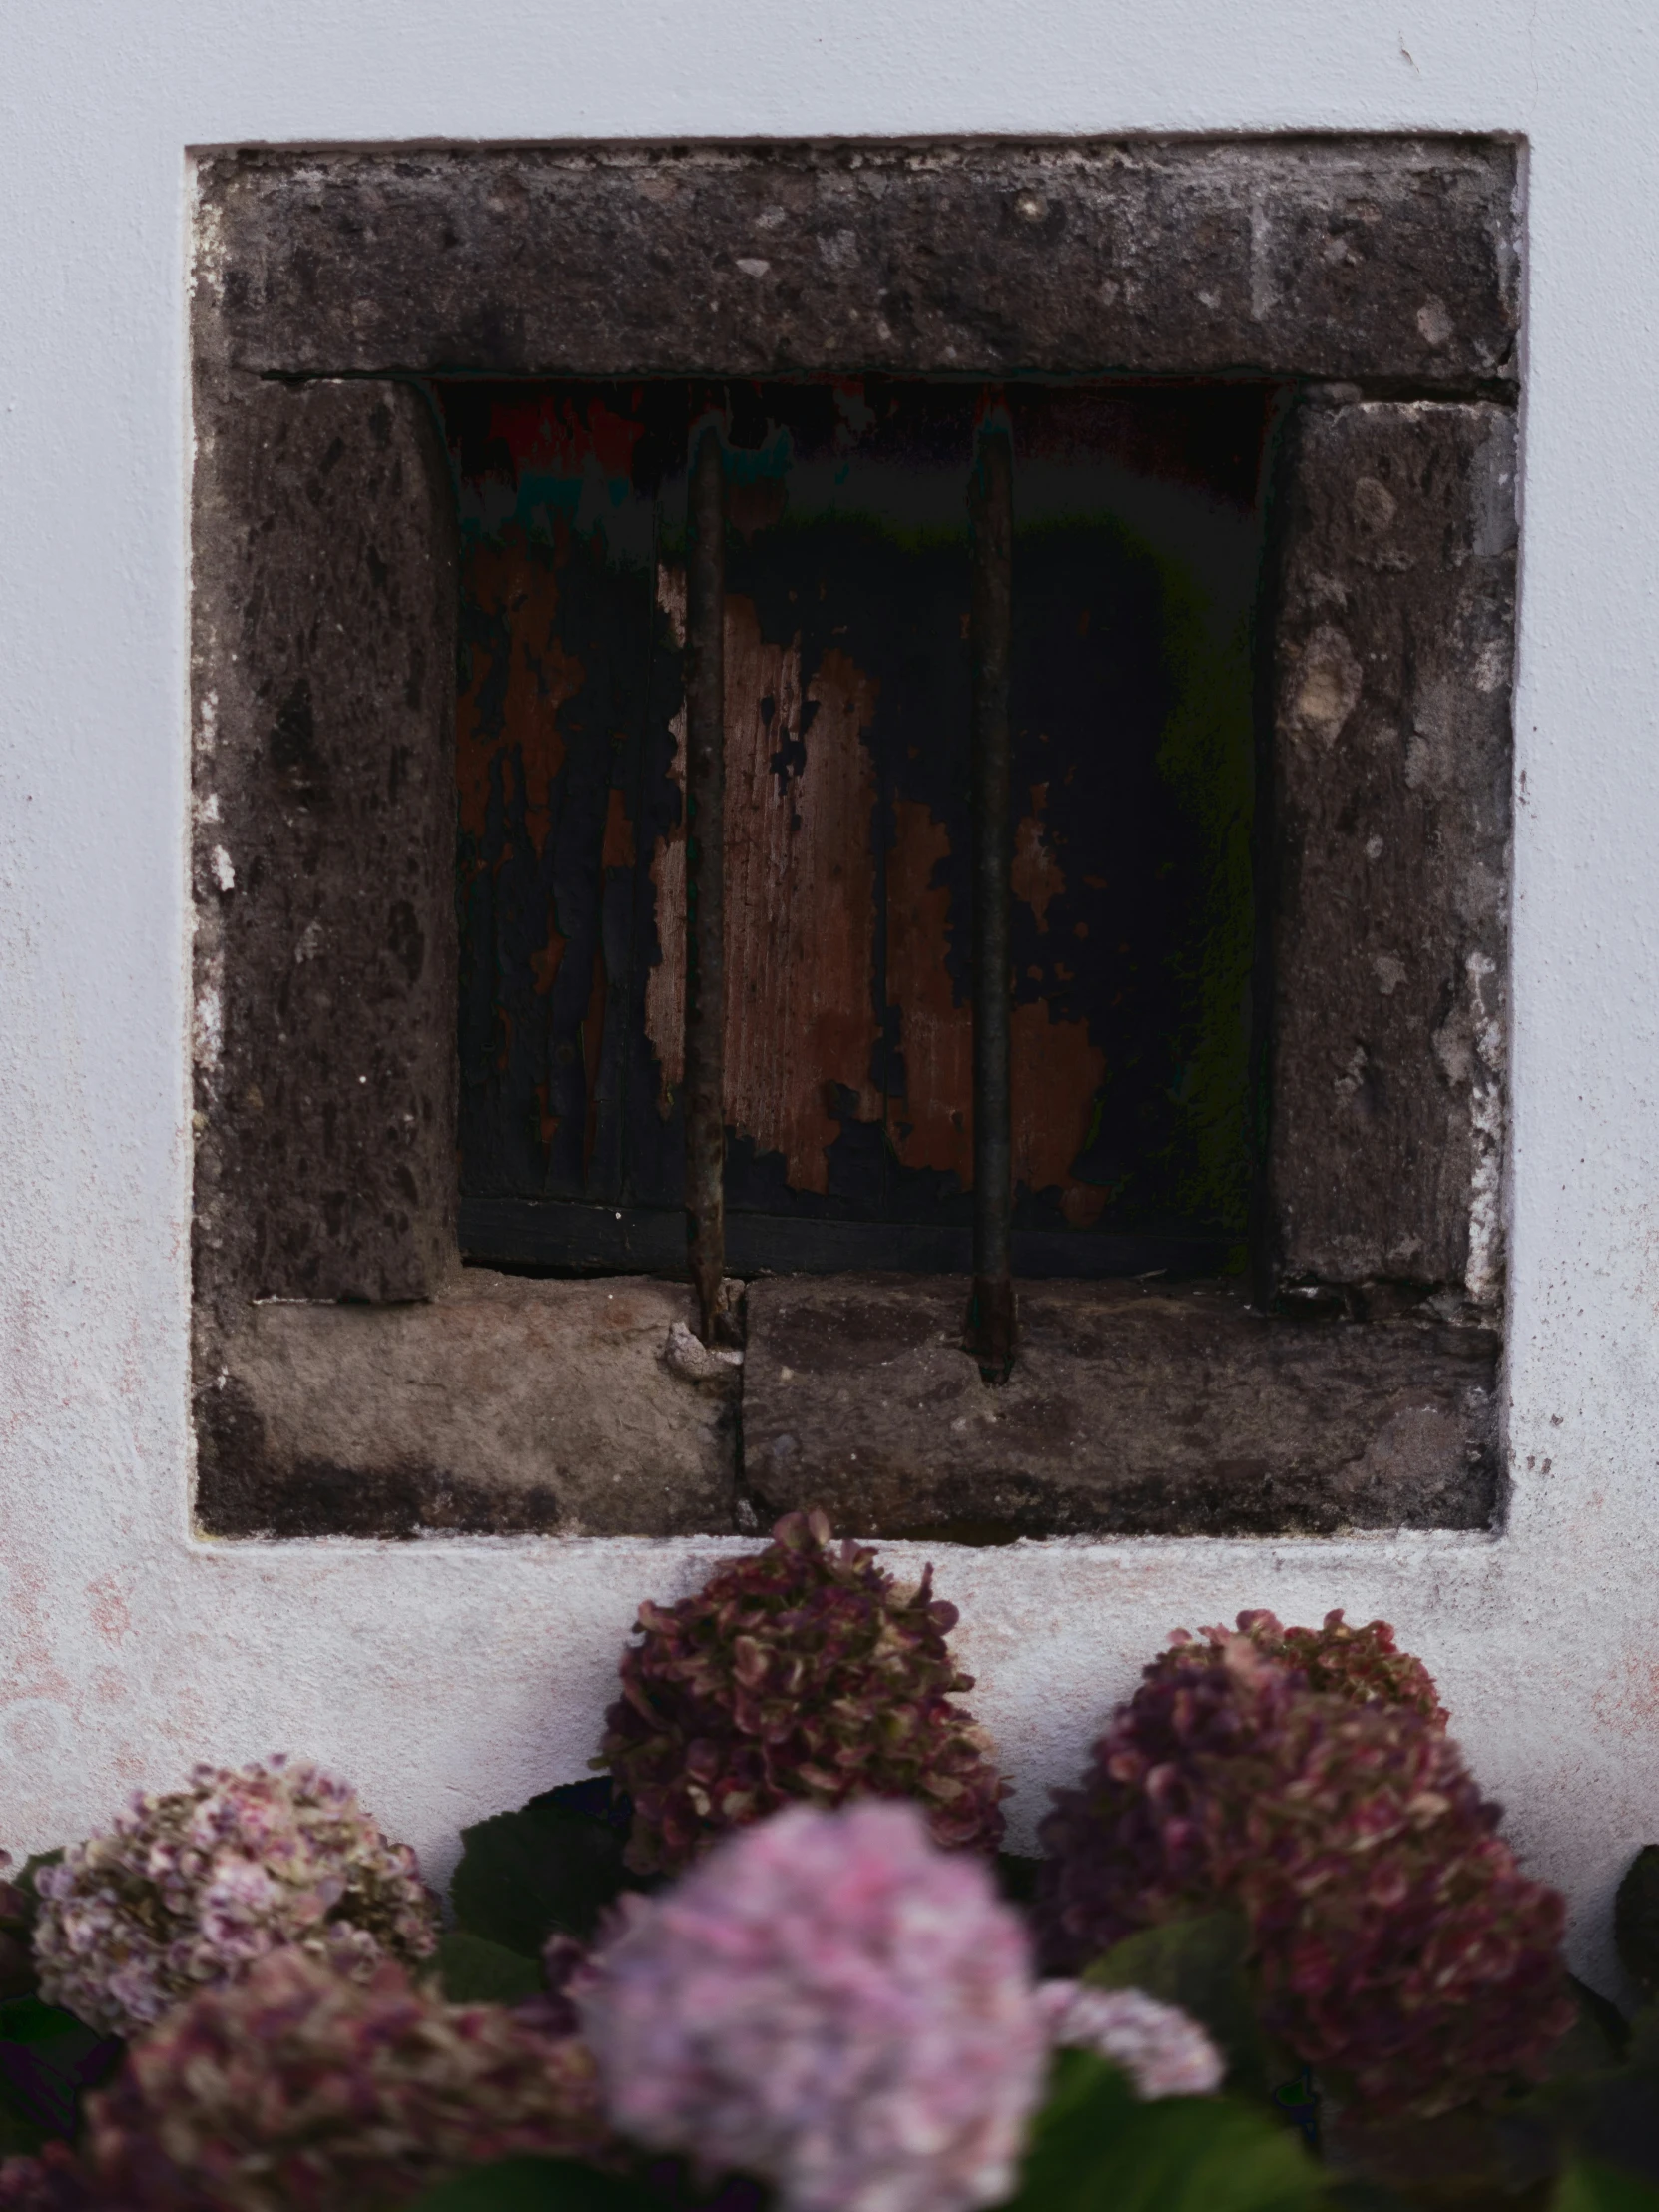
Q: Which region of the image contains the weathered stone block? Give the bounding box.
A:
[1270,399,1515,1304]
[191,379,458,1317]
[194,139,1518,386]
[196,1272,737,1537]
[744,1275,1496,1538]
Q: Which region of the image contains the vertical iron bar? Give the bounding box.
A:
[684,421,727,1345]
[968,418,1016,1380]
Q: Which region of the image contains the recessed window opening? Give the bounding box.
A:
[443,377,1282,1336]
[190,138,1515,1537]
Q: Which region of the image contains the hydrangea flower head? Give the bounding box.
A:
[81,1947,606,2212]
[600,1509,1008,1875]
[33,1758,438,2035]
[1182,1607,1447,1729]
[0,2146,104,2212]
[0,1854,40,2001]
[1035,1636,1572,2115]
[1036,1983,1224,2100]
[577,1799,1047,2212]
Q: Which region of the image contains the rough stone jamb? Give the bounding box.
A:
[191,376,459,1332]
[189,368,469,1539]
[1268,398,1515,1317]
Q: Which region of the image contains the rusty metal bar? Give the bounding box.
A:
[684,421,728,1345]
[968,418,1016,1381]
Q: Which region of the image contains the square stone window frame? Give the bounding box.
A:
[188,135,1519,1543]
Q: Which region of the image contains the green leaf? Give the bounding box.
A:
[450,1781,638,1957]
[995,1854,1043,1911]
[1534,2063,1659,2196]
[408,2155,662,2212]
[1004,2049,1324,2212]
[1321,2185,1416,2212]
[1626,2008,1659,2074]
[0,2092,45,2159]
[1333,2103,1561,2206]
[1548,1980,1634,2079]
[1083,1911,1269,2098]
[0,1998,96,2049]
[435,1931,546,2005]
[0,1998,121,2143]
[1616,1852,1659,2003]
[12,1850,64,1906]
[1556,2159,1659,2211]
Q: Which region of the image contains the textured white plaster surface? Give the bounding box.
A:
[2,0,1657,2000]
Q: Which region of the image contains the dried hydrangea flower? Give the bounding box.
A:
[0,1854,40,2001]
[1173,1608,1447,1730]
[81,1947,607,2212]
[1035,1983,1224,2100]
[33,1758,437,2036]
[1036,1635,1573,2116]
[577,1800,1047,2212]
[599,1509,1008,1875]
[0,2146,105,2212]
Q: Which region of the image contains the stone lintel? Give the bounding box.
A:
[195,138,1518,387]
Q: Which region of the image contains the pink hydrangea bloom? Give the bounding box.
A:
[1035,1983,1223,2099]
[33,1758,437,2036]
[577,1800,1047,2212]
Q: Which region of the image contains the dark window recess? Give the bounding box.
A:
[444,378,1280,1285]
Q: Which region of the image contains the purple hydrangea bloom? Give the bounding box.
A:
[1191,1609,1447,1731]
[600,1510,1008,1876]
[1035,1983,1223,2099]
[0,2147,107,2212]
[33,1758,437,2036]
[577,1800,1047,2212]
[1035,1635,1574,2115]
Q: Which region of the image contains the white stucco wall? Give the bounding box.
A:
[2,0,1657,1995]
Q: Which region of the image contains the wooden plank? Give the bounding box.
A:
[448,383,667,1209]
[458,1196,1232,1278]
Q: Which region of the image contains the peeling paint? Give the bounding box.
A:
[885,799,972,1181]
[645,697,688,1108]
[455,535,576,857]
[455,378,1265,1252]
[1011,785,1065,930]
[722,616,882,1192]
[1012,1001,1107,1200]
